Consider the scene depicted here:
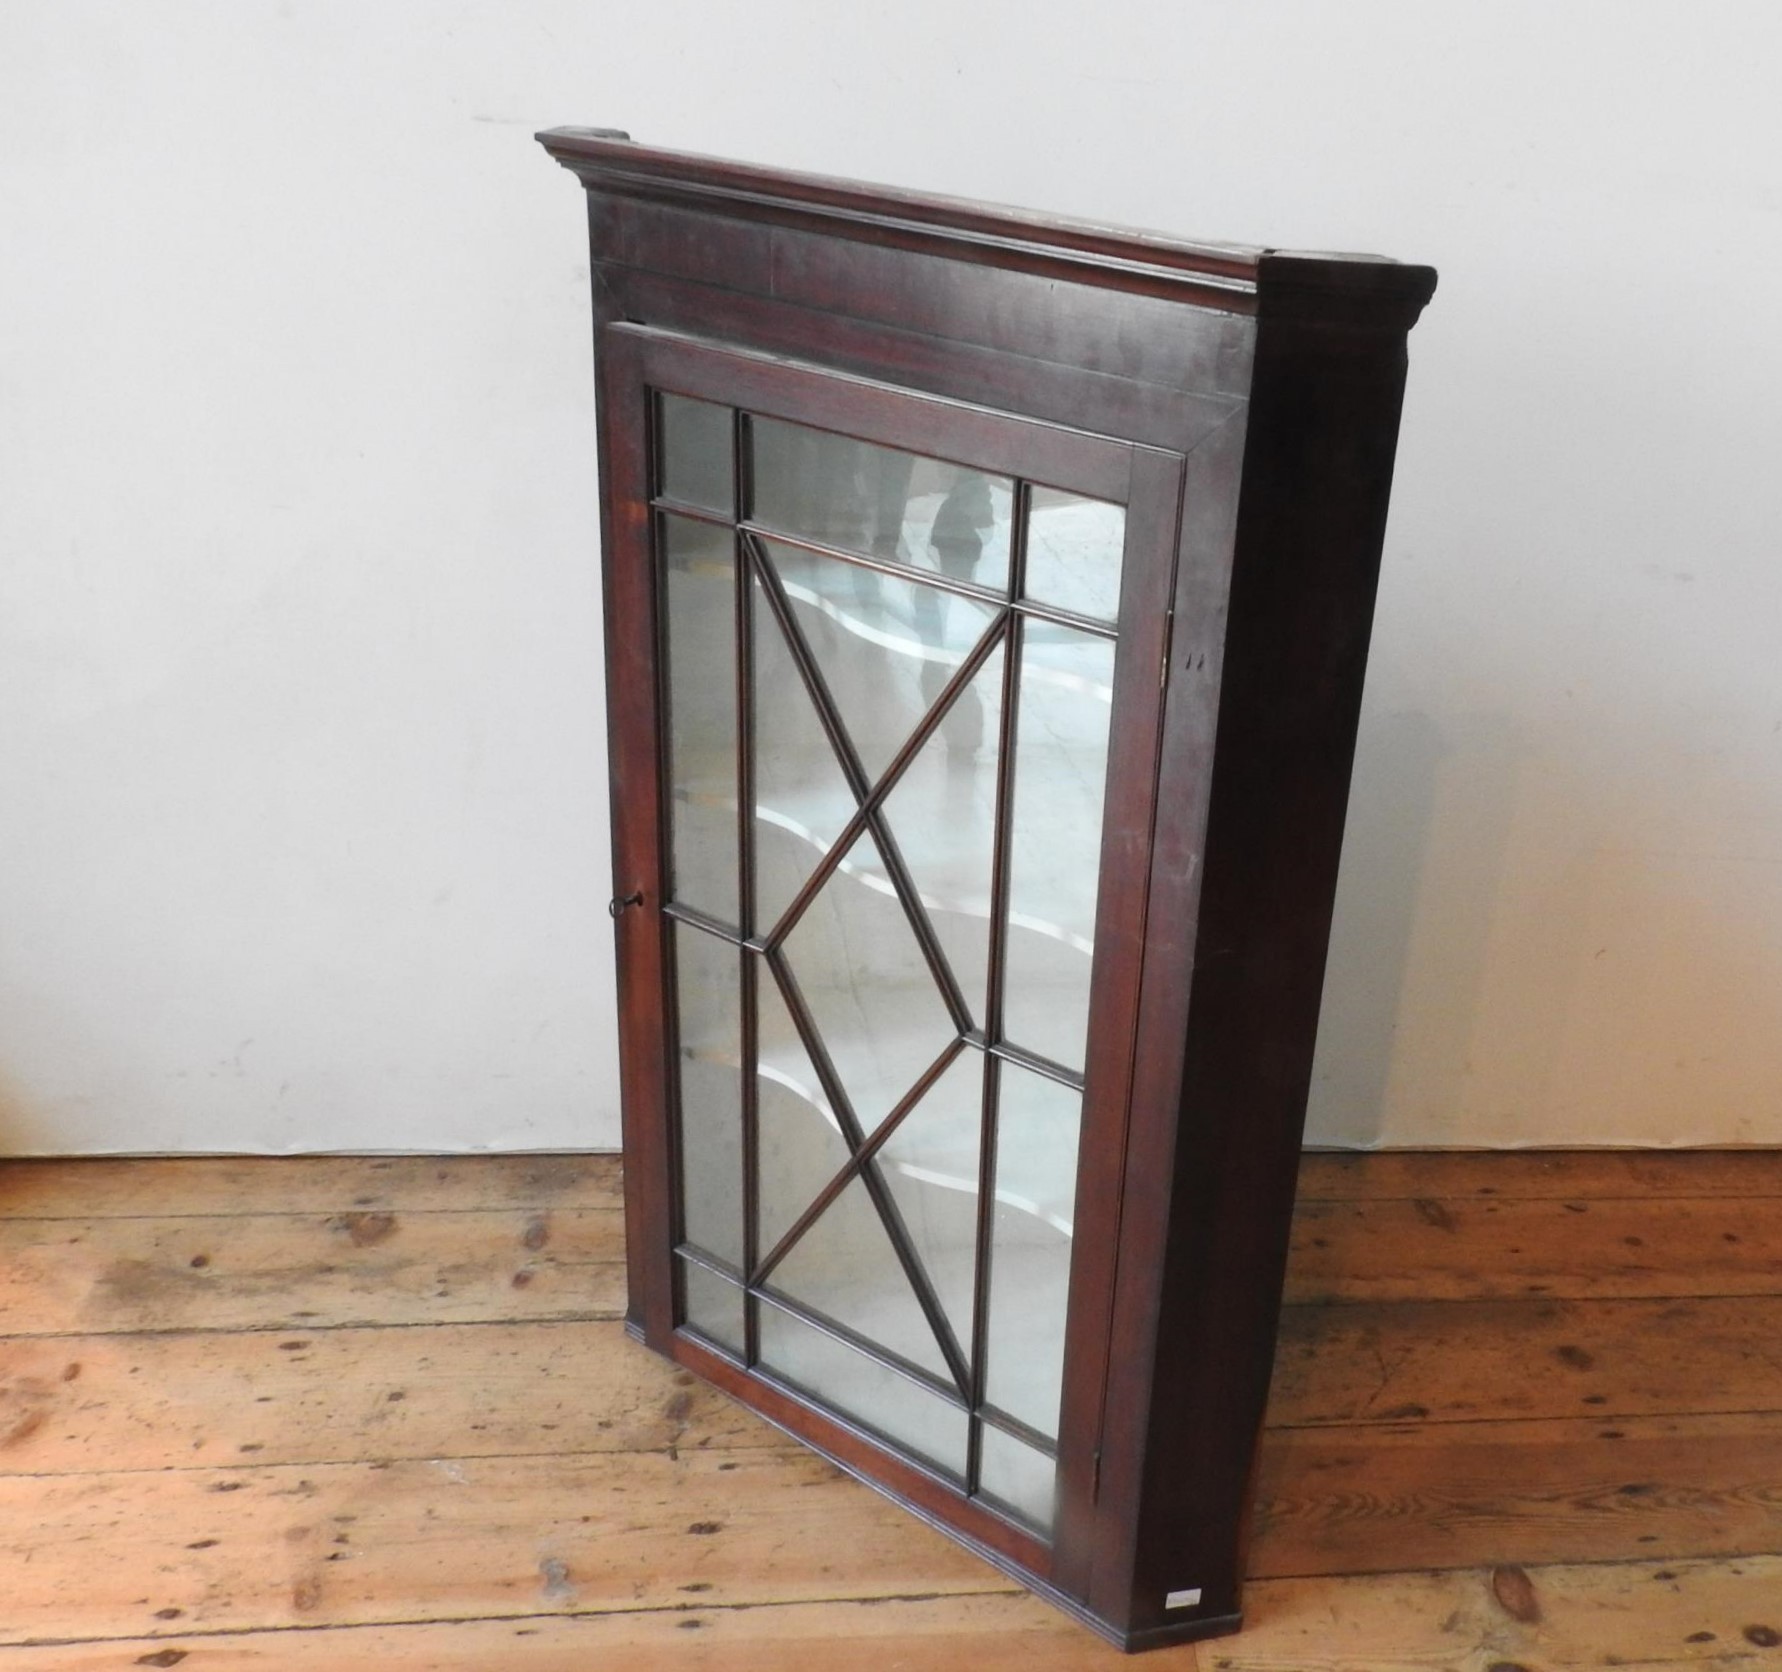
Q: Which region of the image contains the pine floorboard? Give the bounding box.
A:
[0,1207,624,1336]
[2,1149,1779,1667]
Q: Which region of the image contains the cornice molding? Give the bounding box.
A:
[538,128,1435,328]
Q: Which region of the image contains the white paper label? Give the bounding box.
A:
[1165,1587,1203,1610]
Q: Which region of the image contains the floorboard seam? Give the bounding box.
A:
[0,1207,622,1225]
[0,1587,1028,1650]
[1293,1191,1782,1205]
[1248,1544,1782,1584]
[0,1442,802,1483]
[1265,1405,1782,1431]
[1281,1291,1782,1309]
[0,1313,627,1344]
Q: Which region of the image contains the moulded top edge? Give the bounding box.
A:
[536,129,1436,325]
[536,126,1264,294]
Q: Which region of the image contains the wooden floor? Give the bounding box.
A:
[3,1153,1781,1668]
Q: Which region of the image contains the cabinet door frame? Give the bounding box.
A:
[599,320,1187,1590]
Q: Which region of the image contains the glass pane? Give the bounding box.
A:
[682,1258,745,1358]
[758,1300,969,1479]
[1023,488,1126,623]
[756,961,852,1258]
[672,924,744,1266]
[782,825,959,1131]
[659,394,733,514]
[770,1172,953,1382]
[752,568,858,934]
[662,514,738,924]
[878,1049,984,1351]
[752,417,1012,592]
[761,536,1000,788]
[983,1062,1082,1441]
[977,1424,1058,1533]
[876,642,1004,1027]
[657,399,1132,1527]
[1000,626,1115,1071]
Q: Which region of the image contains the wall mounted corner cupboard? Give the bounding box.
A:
[539,126,1435,1652]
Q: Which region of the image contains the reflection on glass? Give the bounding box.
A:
[682,1258,745,1358]
[770,1174,952,1381]
[659,394,733,514]
[1023,488,1126,623]
[878,1049,984,1351]
[759,1300,969,1478]
[752,418,1012,592]
[672,924,743,1266]
[752,569,857,933]
[662,514,738,924]
[874,643,1003,1027]
[782,826,958,1132]
[761,536,999,787]
[1000,627,1115,1071]
[755,963,851,1257]
[983,1063,1081,1440]
[977,1424,1058,1532]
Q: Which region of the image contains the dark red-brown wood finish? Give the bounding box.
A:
[539,126,1435,1651]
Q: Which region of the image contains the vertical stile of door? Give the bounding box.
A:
[1051,445,1188,1599]
[966,480,1032,1497]
[619,351,678,1344]
[733,406,761,1366]
[645,387,683,1274]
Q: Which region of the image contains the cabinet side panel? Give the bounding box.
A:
[1118,314,1419,1639]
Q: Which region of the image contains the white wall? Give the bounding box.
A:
[2,1,1778,1152]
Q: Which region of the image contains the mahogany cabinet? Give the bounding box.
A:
[538,127,1435,1651]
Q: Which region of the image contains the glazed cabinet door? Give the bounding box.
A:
[601,323,1183,1573]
